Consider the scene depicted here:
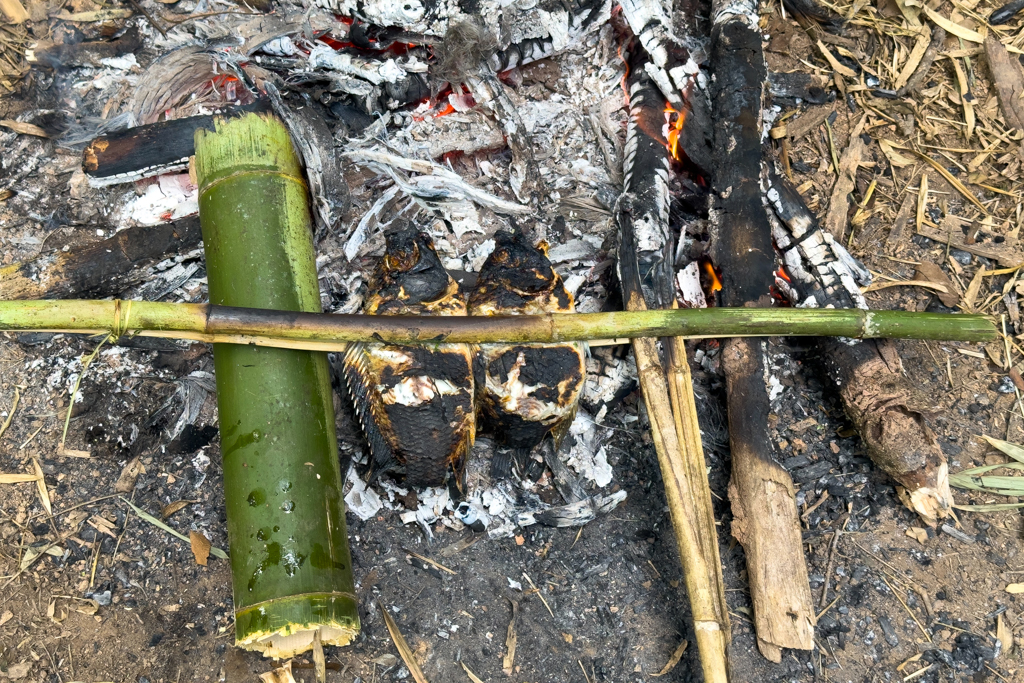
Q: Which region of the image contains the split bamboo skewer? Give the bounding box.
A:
[0,300,999,347]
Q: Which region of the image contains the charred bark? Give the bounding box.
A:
[0,217,201,300]
[709,0,815,662]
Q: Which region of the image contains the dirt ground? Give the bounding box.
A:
[5,0,1024,682]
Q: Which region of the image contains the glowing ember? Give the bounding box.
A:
[775,267,792,283]
[663,104,686,161]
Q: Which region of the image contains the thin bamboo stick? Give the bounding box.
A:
[0,299,999,347]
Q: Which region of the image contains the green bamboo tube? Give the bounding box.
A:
[193,112,358,657]
[0,300,1000,346]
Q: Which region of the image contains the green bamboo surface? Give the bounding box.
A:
[193,111,357,657]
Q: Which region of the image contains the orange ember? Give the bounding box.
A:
[703,261,722,293]
[663,104,686,161]
[775,267,792,283]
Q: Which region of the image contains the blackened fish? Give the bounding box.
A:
[468,230,585,474]
[343,225,475,487]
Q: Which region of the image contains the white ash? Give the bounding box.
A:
[120,174,198,227]
[344,466,384,521]
[565,412,614,487]
[676,261,707,309]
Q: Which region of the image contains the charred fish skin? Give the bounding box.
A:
[343,225,475,487]
[468,230,585,457]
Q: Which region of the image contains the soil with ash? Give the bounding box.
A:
[4,0,1024,682]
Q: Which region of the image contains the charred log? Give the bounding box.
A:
[0,217,201,300]
[765,170,953,526]
[710,0,814,662]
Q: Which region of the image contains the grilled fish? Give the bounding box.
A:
[343,225,475,487]
[468,230,585,474]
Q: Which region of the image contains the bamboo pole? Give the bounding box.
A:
[0,299,999,346]
[193,111,358,657]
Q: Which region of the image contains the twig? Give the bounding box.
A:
[122,0,166,36]
[522,572,554,618]
[0,386,20,440]
[881,576,931,642]
[820,513,850,608]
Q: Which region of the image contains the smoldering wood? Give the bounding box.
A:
[82,103,268,186]
[26,26,143,69]
[617,53,731,683]
[766,168,953,526]
[709,0,814,661]
[0,217,201,300]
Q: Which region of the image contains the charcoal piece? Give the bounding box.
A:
[878,615,899,647]
[990,0,1024,24]
[769,71,830,105]
[791,460,832,483]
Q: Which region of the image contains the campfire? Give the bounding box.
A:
[1,0,1021,679]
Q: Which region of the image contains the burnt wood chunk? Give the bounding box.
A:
[0,216,202,300]
[83,103,268,186]
[710,0,815,661]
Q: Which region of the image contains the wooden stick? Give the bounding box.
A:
[710,0,814,661]
[0,0,29,23]
[617,56,730,681]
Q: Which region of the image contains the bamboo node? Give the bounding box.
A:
[111,299,132,339]
[694,621,723,631]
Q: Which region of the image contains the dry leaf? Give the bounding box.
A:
[1005,583,1024,593]
[897,653,923,672]
[0,120,47,137]
[114,456,145,493]
[816,41,857,79]
[921,5,985,43]
[32,458,51,517]
[962,268,985,313]
[905,527,929,544]
[824,116,867,238]
[460,662,485,683]
[0,610,13,626]
[915,262,958,307]
[997,613,1012,656]
[189,530,211,566]
[0,0,29,23]
[562,632,573,643]
[502,599,519,676]
[75,599,99,616]
[161,500,195,519]
[379,603,430,683]
[650,640,689,677]
[0,473,39,484]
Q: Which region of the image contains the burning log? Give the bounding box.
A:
[709,0,815,662]
[765,170,954,526]
[193,111,358,656]
[0,216,200,300]
[617,52,731,682]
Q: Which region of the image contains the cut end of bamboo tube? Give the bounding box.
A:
[193,111,303,192]
[234,593,360,658]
